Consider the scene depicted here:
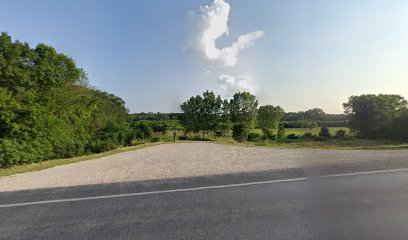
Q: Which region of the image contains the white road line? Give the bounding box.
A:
[1,167,408,208]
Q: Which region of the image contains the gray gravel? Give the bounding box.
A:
[1,142,407,192]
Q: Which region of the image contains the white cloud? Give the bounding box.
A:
[219,74,257,97]
[186,0,264,66]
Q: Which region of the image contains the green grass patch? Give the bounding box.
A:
[250,127,350,136]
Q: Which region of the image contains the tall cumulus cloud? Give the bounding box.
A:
[186,0,264,67]
[219,74,257,97]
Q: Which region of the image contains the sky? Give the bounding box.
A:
[1,0,407,113]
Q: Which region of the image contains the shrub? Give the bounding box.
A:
[335,129,347,138]
[131,139,147,146]
[232,123,250,142]
[314,136,326,142]
[132,122,154,139]
[178,135,188,141]
[319,126,331,138]
[287,133,298,139]
[263,134,277,141]
[277,123,285,139]
[150,136,161,142]
[247,132,262,141]
[193,135,203,141]
[215,122,232,137]
[192,135,212,141]
[303,132,314,138]
[215,131,223,138]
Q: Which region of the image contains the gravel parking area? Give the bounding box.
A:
[1,143,407,192]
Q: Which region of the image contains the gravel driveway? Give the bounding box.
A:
[1,143,407,192]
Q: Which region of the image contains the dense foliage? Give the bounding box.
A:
[129,112,181,121]
[180,91,285,141]
[257,105,284,139]
[283,108,348,127]
[344,94,408,140]
[180,91,262,135]
[0,33,131,166]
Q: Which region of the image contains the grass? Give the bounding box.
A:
[231,138,408,150]
[172,127,408,150]
[0,142,168,177]
[250,127,350,136]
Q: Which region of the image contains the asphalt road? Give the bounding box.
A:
[1,168,408,240]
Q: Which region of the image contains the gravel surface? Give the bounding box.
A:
[1,143,407,192]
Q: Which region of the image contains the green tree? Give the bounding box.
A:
[201,91,223,133]
[180,91,222,137]
[232,123,250,142]
[277,122,285,139]
[257,105,284,138]
[180,94,203,133]
[343,94,407,138]
[0,33,131,166]
[319,126,331,138]
[304,108,325,121]
[229,92,258,128]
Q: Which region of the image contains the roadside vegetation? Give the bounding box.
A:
[176,91,408,149]
[1,33,407,170]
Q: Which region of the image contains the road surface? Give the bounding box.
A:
[1,168,408,240]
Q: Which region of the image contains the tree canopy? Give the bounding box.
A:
[257,105,285,138]
[0,33,131,166]
[343,94,407,139]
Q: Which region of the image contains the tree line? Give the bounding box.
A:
[180,91,284,141]
[0,33,136,166]
[180,91,408,142]
[1,33,407,167]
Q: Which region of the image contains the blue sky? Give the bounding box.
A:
[1,0,407,113]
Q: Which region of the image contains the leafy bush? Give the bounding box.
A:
[178,135,188,141]
[232,123,250,142]
[0,33,132,167]
[132,122,154,139]
[319,127,331,138]
[263,134,277,141]
[150,136,161,142]
[287,133,298,139]
[314,136,326,142]
[335,129,347,138]
[247,132,262,141]
[277,123,285,139]
[303,132,314,139]
[131,139,147,146]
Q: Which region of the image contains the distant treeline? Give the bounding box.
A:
[130,109,349,128]
[282,108,348,127]
[129,112,182,121]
